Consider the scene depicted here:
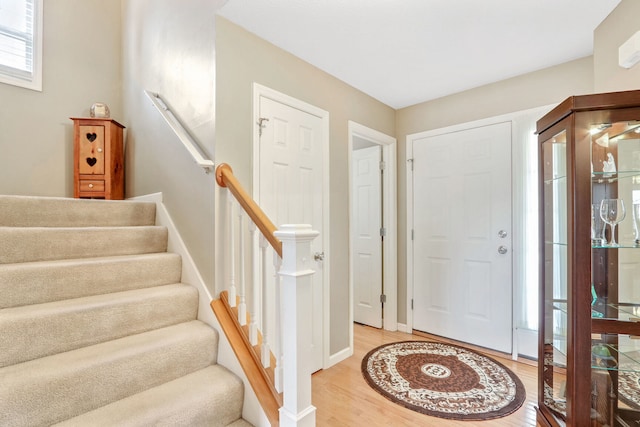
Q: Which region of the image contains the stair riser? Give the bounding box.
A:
[54,365,246,427]
[0,226,168,263]
[0,195,156,227]
[0,321,218,427]
[0,195,250,427]
[0,284,199,367]
[0,253,182,308]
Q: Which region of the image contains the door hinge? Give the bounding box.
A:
[257,117,269,137]
[379,160,386,171]
[411,299,414,310]
[380,294,387,304]
[407,158,414,171]
[411,229,414,240]
[380,227,386,237]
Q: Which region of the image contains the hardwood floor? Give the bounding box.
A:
[312,324,539,426]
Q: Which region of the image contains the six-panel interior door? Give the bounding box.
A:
[412,122,513,353]
[258,96,324,372]
[352,145,383,328]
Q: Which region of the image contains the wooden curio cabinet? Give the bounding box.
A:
[537,90,640,427]
[72,117,125,199]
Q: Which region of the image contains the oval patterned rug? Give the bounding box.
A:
[361,341,526,421]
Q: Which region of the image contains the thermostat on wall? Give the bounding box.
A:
[619,31,640,69]
[90,102,110,118]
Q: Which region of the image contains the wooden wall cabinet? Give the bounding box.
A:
[71,117,125,199]
[537,90,640,427]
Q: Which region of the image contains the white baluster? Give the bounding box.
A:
[260,233,271,367]
[274,251,283,393]
[248,222,259,346]
[274,224,319,427]
[227,191,236,307]
[237,209,247,326]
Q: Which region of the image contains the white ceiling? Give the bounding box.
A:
[218,0,621,109]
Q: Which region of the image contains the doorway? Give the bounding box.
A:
[410,122,513,353]
[406,105,551,358]
[253,84,330,372]
[348,121,397,334]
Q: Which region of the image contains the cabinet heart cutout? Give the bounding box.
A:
[86,157,97,167]
[86,133,97,142]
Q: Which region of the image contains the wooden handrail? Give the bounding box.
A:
[211,293,281,426]
[216,163,282,257]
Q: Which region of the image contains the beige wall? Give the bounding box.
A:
[0,0,122,197]
[1,0,392,367]
[6,0,638,361]
[121,0,224,290]
[215,17,395,355]
[394,0,640,327]
[594,0,640,92]
[394,57,595,324]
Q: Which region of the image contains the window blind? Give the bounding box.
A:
[0,0,41,90]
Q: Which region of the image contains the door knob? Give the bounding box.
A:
[498,230,508,238]
[498,246,508,255]
[314,252,325,261]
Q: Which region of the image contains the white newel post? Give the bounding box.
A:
[274,224,318,427]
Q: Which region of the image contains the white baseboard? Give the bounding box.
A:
[516,328,539,360]
[397,323,410,333]
[327,346,353,368]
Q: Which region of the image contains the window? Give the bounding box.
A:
[0,0,42,91]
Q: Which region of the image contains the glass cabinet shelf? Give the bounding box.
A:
[592,243,640,249]
[592,170,640,183]
[543,176,567,185]
[552,344,567,367]
[611,304,640,319]
[591,305,640,322]
[591,336,640,373]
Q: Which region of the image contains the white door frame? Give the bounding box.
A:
[348,121,397,343]
[406,105,553,358]
[252,83,331,369]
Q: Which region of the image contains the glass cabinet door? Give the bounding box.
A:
[537,91,640,427]
[590,120,640,426]
[541,129,568,419]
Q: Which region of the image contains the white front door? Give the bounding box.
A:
[352,145,383,328]
[412,122,513,353]
[258,95,325,372]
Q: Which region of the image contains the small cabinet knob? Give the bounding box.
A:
[88,183,94,189]
[97,148,103,153]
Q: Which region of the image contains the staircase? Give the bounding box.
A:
[0,195,252,427]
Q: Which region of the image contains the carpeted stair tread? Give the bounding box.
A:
[54,365,248,427]
[0,195,253,426]
[0,320,218,427]
[0,283,198,367]
[0,195,156,227]
[0,225,168,263]
[0,253,182,308]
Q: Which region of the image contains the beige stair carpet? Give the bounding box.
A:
[0,195,252,427]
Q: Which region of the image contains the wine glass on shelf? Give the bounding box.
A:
[591,204,606,246]
[599,199,626,247]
